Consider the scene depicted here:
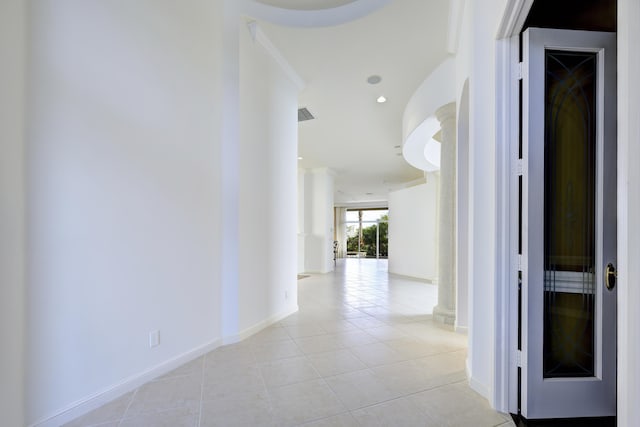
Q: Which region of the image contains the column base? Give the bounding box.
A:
[433,305,456,326]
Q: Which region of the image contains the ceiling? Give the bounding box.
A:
[254,0,452,205]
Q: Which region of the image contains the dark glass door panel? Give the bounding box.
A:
[543,50,597,378]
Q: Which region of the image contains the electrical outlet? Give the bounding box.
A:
[149,330,160,348]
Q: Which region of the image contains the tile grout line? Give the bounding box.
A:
[300,350,354,426]
[72,261,503,426]
[254,343,277,425]
[329,378,462,420]
[196,356,205,427]
[116,388,138,427]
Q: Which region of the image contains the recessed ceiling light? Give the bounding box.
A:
[377,96,387,103]
[298,156,303,160]
[367,75,382,85]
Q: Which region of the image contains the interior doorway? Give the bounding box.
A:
[513,0,617,421]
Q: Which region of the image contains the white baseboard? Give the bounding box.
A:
[387,272,435,283]
[222,304,299,345]
[34,305,300,427]
[302,269,332,274]
[33,338,223,427]
[469,373,492,404]
[455,325,469,334]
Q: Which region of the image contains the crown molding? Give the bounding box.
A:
[447,0,465,54]
[496,0,534,39]
[246,21,306,90]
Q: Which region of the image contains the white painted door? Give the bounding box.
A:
[521,28,617,419]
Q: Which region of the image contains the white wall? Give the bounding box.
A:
[25,1,224,423]
[458,0,509,404]
[302,169,335,273]
[0,1,26,425]
[403,58,457,142]
[335,207,347,258]
[238,20,299,334]
[456,80,470,332]
[388,177,439,281]
[297,169,306,273]
[402,59,456,173]
[23,4,303,424]
[617,0,640,423]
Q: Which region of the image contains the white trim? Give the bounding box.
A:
[333,201,388,209]
[455,325,469,334]
[246,21,306,90]
[469,372,492,401]
[496,0,534,39]
[222,305,299,345]
[495,0,534,417]
[31,339,223,427]
[402,176,428,188]
[455,80,470,334]
[617,1,640,424]
[388,272,435,284]
[494,33,520,415]
[310,167,337,177]
[446,0,465,54]
[40,304,299,427]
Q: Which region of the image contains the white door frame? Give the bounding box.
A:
[494,0,640,422]
[614,1,640,426]
[495,1,531,415]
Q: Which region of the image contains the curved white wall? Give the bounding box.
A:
[241,0,391,27]
[402,58,456,173]
[403,57,457,143]
[0,1,26,425]
[238,21,299,335]
[22,3,301,425]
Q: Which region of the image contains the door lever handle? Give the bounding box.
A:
[605,263,617,291]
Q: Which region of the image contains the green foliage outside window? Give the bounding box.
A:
[346,215,388,257]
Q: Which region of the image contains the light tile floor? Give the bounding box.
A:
[65,259,516,427]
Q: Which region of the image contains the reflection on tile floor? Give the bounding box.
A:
[64,259,514,427]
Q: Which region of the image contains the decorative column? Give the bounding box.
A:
[433,103,457,326]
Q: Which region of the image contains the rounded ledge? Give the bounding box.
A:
[239,0,392,27]
[254,0,357,11]
[401,58,455,172]
[403,116,441,172]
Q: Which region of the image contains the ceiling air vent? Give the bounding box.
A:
[298,107,315,122]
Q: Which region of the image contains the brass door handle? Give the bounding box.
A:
[605,263,617,291]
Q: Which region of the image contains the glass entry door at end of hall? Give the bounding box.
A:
[520,28,617,419]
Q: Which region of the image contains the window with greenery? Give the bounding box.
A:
[345,209,388,258]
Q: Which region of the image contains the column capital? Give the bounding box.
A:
[435,102,456,126]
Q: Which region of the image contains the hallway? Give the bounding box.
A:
[65,259,514,427]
